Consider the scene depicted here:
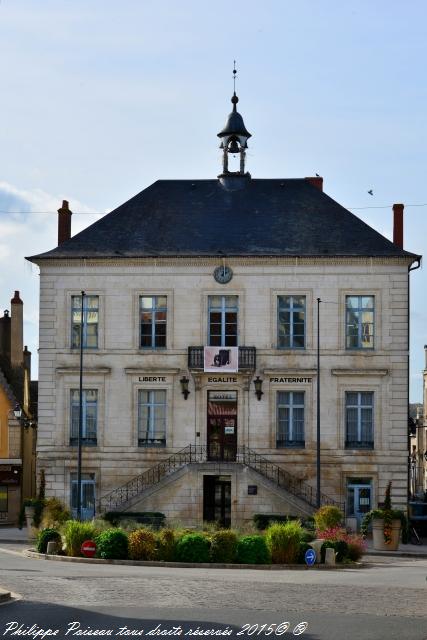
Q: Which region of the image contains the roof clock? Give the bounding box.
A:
[213,265,233,284]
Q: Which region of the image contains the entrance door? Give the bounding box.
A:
[347,479,372,529]
[207,391,237,461]
[203,475,231,527]
[71,474,96,521]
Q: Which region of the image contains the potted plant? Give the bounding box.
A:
[361,482,408,551]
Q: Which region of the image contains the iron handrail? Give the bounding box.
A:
[237,446,345,513]
[98,444,207,512]
[98,443,344,514]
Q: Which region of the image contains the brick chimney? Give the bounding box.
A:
[393,203,404,248]
[58,200,72,245]
[0,309,11,360]
[10,291,23,367]
[305,176,323,191]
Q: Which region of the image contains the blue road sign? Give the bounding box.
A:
[305,548,316,566]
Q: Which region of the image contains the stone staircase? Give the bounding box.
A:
[98,444,344,515]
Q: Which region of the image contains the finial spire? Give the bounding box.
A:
[232,61,238,111]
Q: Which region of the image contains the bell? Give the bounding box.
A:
[227,139,240,154]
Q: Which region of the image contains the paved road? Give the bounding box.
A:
[0,543,426,640]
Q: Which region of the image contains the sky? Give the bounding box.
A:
[0,0,426,401]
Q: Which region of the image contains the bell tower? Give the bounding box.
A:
[217,63,252,178]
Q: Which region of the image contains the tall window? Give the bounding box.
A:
[71,295,99,348]
[277,391,305,448]
[208,296,238,346]
[0,486,7,512]
[277,295,306,349]
[138,390,167,446]
[345,392,374,449]
[140,296,167,348]
[346,296,374,349]
[70,389,98,445]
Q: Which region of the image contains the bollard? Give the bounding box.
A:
[46,541,58,555]
[325,547,336,565]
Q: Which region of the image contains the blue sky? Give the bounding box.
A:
[0,0,425,400]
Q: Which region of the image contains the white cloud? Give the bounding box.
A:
[0,181,101,377]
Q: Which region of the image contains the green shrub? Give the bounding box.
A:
[96,528,128,560]
[103,512,165,529]
[128,528,157,560]
[41,498,71,530]
[175,533,210,563]
[253,514,290,530]
[236,535,270,564]
[61,520,98,557]
[36,528,61,553]
[300,528,315,543]
[313,506,343,532]
[156,528,176,561]
[265,520,303,564]
[210,529,238,563]
[298,542,312,564]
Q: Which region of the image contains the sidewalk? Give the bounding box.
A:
[0,526,31,543]
[364,538,427,558]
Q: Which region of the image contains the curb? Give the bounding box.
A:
[364,549,427,559]
[23,549,363,570]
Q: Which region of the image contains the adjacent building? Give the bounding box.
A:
[28,91,421,528]
[410,348,427,497]
[0,292,37,524]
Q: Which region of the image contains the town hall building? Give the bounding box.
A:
[28,89,421,528]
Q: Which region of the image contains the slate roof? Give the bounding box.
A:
[28,178,418,261]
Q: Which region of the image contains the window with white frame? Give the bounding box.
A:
[277,295,306,349]
[138,390,167,446]
[277,391,305,448]
[345,392,374,449]
[70,389,98,445]
[71,295,99,349]
[208,295,238,346]
[140,296,167,348]
[345,296,374,349]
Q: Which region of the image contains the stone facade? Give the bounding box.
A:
[33,255,412,526]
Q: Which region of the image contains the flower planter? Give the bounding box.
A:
[24,506,37,540]
[372,518,401,551]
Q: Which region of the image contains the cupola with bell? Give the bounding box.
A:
[217,63,252,179]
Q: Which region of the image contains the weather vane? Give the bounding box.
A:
[233,60,237,93]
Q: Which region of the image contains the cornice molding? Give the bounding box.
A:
[124,367,181,375]
[331,368,389,377]
[263,369,317,376]
[55,367,111,375]
[33,255,415,269]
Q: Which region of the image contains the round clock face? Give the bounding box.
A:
[214,265,233,284]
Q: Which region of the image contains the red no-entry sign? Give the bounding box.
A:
[81,540,97,558]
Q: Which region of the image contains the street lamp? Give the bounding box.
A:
[77,290,85,521]
[253,376,264,401]
[316,298,321,509]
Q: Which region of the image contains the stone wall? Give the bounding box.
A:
[35,257,411,517]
